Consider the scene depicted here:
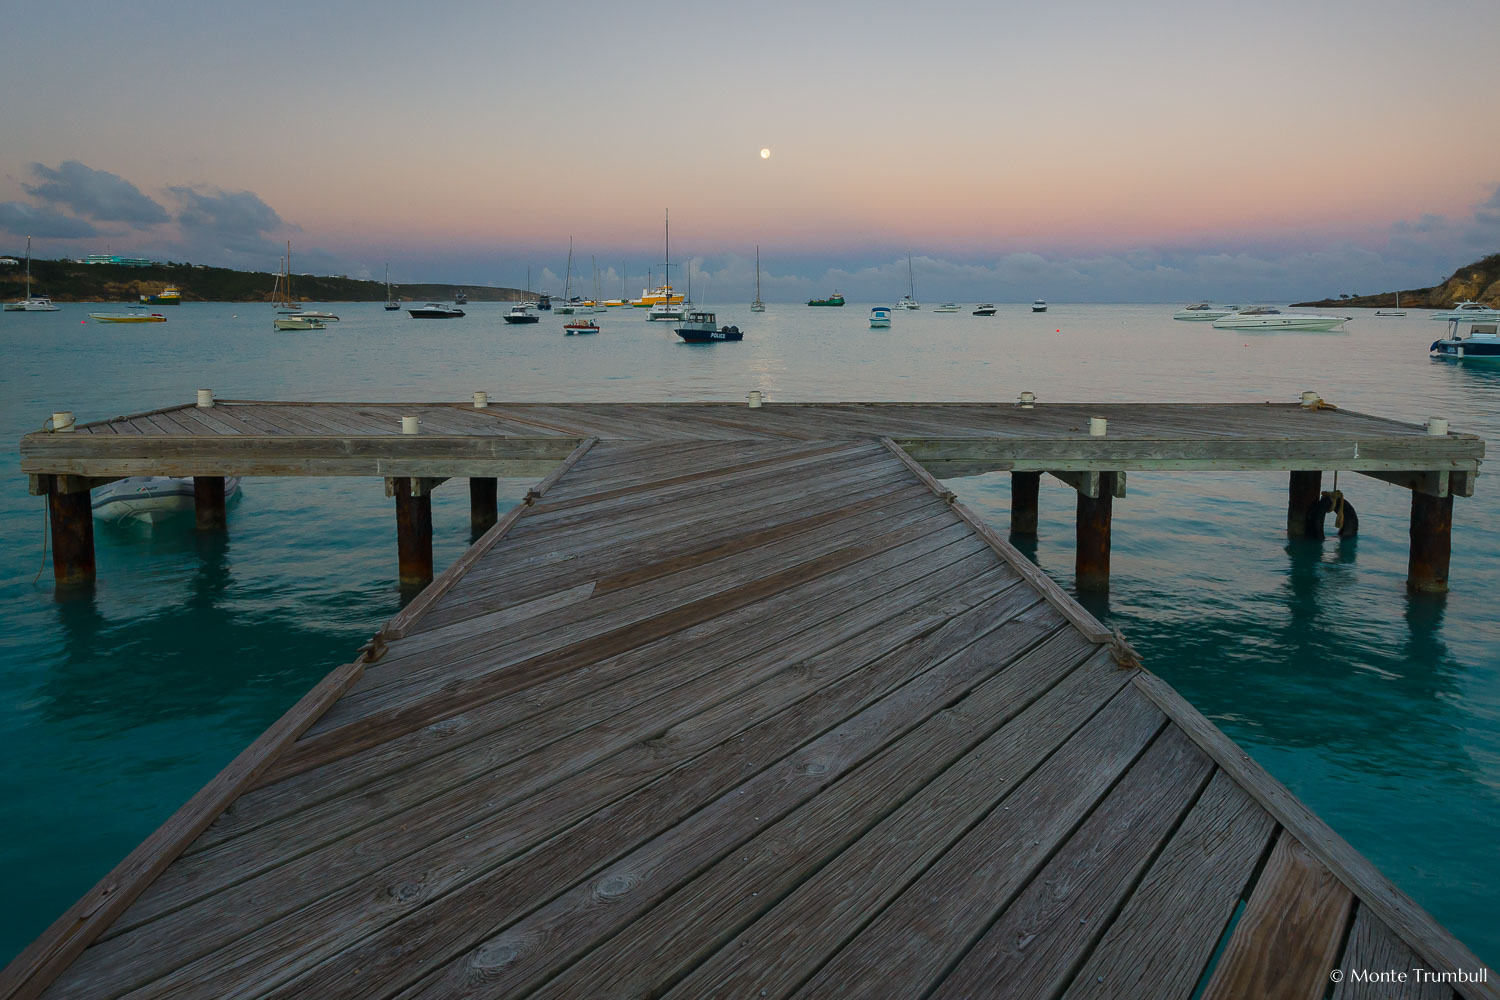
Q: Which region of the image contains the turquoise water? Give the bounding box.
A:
[1,302,1495,966]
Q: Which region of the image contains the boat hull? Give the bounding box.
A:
[807,298,845,307]
[90,313,166,323]
[5,298,60,311]
[274,318,325,330]
[564,323,599,335]
[1211,314,1346,331]
[92,476,241,525]
[502,315,539,324]
[1432,339,1500,360]
[973,308,996,316]
[677,328,743,342]
[410,309,465,318]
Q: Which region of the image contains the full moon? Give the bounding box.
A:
[760,148,771,159]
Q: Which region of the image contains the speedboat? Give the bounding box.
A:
[274,316,326,330]
[973,304,997,316]
[1173,302,1238,321]
[675,310,743,342]
[935,302,960,313]
[648,301,686,322]
[807,292,845,307]
[411,302,466,319]
[870,306,892,328]
[296,310,340,321]
[502,303,538,324]
[90,312,166,323]
[1211,307,1347,331]
[454,291,468,305]
[1431,321,1500,360]
[1031,299,1048,313]
[564,319,599,335]
[1430,301,1500,322]
[93,476,241,525]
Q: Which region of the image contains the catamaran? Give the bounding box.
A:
[751,245,766,312]
[4,237,60,312]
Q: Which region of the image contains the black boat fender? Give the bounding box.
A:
[1305,490,1359,539]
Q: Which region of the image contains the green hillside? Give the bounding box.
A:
[0,257,529,303]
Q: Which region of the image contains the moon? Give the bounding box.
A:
[760,148,771,159]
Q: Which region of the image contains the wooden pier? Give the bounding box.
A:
[4,398,1492,999]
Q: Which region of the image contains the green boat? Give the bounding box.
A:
[807,291,845,307]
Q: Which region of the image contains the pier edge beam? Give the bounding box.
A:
[1287,470,1323,538]
[1010,471,1040,536]
[1075,471,1117,591]
[193,476,227,531]
[1407,491,1453,594]
[47,476,96,588]
[470,477,499,538]
[392,477,434,588]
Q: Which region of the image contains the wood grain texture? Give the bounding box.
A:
[1199,830,1355,1000]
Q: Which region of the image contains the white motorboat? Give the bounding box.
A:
[274,316,326,330]
[1173,302,1239,321]
[935,302,960,313]
[1431,321,1500,361]
[411,303,466,319]
[1032,299,1048,313]
[4,237,60,311]
[1430,301,1500,322]
[870,306,892,328]
[1211,307,1347,331]
[93,476,241,525]
[296,310,339,321]
[973,304,997,316]
[648,301,686,322]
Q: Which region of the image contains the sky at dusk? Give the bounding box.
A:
[3,0,1499,301]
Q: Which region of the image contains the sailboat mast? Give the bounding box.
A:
[664,209,671,300]
[756,245,761,301]
[24,236,31,299]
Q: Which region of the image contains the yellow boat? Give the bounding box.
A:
[140,284,181,305]
[632,284,684,307]
[91,312,167,323]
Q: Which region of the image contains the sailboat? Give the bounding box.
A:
[273,242,301,313]
[750,245,766,312]
[900,250,919,309]
[1375,291,1406,317]
[4,236,60,311]
[648,211,686,321]
[384,264,399,310]
[558,238,578,314]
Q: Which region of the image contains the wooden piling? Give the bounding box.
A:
[1287,470,1322,538]
[48,480,95,588]
[193,476,227,531]
[393,478,433,587]
[470,477,498,538]
[1076,472,1116,591]
[1407,491,1453,594]
[1010,471,1040,536]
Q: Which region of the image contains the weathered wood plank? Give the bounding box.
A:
[1131,672,1497,1000]
[1332,907,1456,1000]
[86,574,1044,999]
[926,725,1214,1000]
[532,636,1121,1000]
[1059,769,1278,1000]
[1199,830,1355,1000]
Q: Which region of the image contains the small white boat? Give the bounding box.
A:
[972,304,997,316]
[935,302,960,313]
[1374,291,1405,317]
[274,316,326,330]
[296,310,339,321]
[411,303,466,319]
[93,476,241,525]
[870,306,892,328]
[1430,301,1500,322]
[1173,302,1239,321]
[1211,307,1347,331]
[1431,321,1500,361]
[1031,299,1048,313]
[900,251,920,309]
[898,296,920,310]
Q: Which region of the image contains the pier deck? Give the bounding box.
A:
[5,400,1492,999]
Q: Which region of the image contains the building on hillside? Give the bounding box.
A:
[84,254,156,267]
